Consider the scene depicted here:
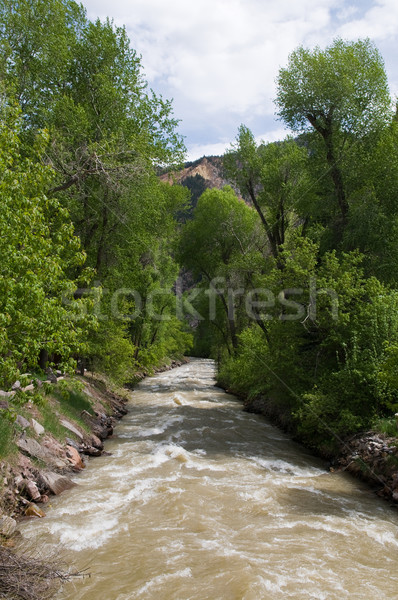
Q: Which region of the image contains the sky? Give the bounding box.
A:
[80,0,398,161]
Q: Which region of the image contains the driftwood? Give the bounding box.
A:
[0,545,87,600]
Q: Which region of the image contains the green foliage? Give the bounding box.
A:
[0,416,16,459]
[276,38,392,137]
[372,417,398,438]
[0,0,191,387]
[0,94,95,389]
[87,318,138,384]
[53,379,93,417]
[179,186,260,353]
[224,128,314,258]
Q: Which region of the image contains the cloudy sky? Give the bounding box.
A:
[80,0,398,160]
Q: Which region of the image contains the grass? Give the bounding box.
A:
[373,417,398,438]
[36,382,95,441]
[0,417,17,460]
[52,387,94,425]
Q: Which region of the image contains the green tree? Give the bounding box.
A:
[179,186,259,354]
[275,38,392,227]
[0,94,93,389]
[224,127,314,261]
[0,0,190,378]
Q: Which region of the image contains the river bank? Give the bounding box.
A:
[0,373,129,537]
[239,393,398,505]
[0,358,187,539]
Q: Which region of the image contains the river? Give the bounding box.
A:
[20,358,398,599]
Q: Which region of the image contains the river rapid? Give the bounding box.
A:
[20,358,398,599]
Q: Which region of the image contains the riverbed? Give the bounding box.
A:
[20,359,398,599]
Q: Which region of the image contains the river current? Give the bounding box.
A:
[20,358,398,599]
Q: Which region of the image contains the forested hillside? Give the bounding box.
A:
[178,38,398,455]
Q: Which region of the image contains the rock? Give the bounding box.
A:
[14,474,25,491]
[16,415,31,429]
[82,445,102,457]
[31,418,45,436]
[90,434,104,450]
[60,419,83,440]
[11,380,21,391]
[25,503,46,518]
[65,437,81,451]
[17,437,45,459]
[81,411,112,441]
[40,471,76,495]
[66,446,85,470]
[393,490,398,502]
[25,480,41,501]
[45,368,58,383]
[17,436,68,470]
[0,515,17,537]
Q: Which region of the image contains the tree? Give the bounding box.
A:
[224,126,313,261]
[0,0,191,377]
[179,186,259,353]
[275,38,392,226]
[0,93,93,389]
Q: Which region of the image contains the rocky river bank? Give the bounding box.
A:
[242,395,398,506]
[0,374,129,540]
[0,359,188,541]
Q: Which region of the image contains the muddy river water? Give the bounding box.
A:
[20,359,398,599]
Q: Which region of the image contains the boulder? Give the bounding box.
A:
[17,436,68,470]
[31,418,45,436]
[90,434,104,450]
[65,437,80,451]
[40,471,76,495]
[25,480,41,501]
[17,437,46,459]
[16,415,30,429]
[66,446,85,470]
[81,445,102,457]
[81,411,112,440]
[0,515,17,537]
[25,503,46,518]
[60,419,83,440]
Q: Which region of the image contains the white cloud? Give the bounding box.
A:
[186,141,233,162]
[81,0,398,159]
[338,0,398,39]
[187,127,291,161]
[82,0,340,117]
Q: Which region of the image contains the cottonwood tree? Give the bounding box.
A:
[224,126,314,262]
[275,38,392,229]
[179,186,260,354]
[0,0,191,379]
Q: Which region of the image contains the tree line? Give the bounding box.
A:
[0,0,192,396]
[179,38,398,453]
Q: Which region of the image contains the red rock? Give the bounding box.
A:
[66,445,85,470]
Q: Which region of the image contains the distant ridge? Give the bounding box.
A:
[160,155,229,189]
